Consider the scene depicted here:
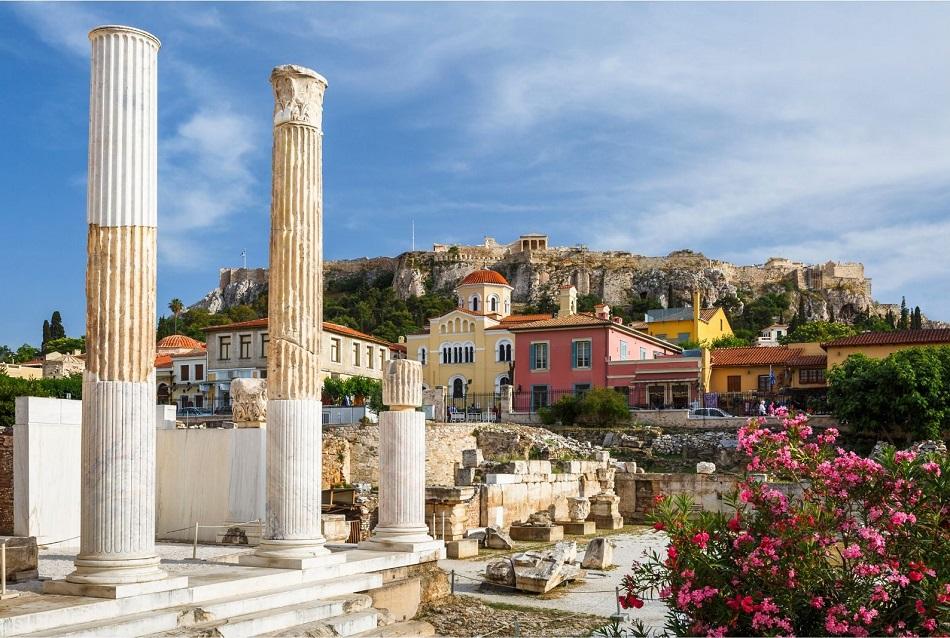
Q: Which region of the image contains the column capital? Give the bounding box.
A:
[271,65,328,129]
[383,359,423,410]
[88,25,161,49]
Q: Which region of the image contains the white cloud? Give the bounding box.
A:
[10,3,104,57]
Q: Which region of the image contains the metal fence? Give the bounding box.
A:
[445,392,502,422]
[707,389,829,416]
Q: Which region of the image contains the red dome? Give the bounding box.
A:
[460,269,510,286]
[156,334,204,350]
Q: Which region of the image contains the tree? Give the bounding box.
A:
[41,320,50,350]
[49,311,66,340]
[43,336,86,354]
[912,306,923,330]
[168,298,184,333]
[15,344,40,363]
[0,372,83,427]
[0,346,13,363]
[708,334,752,348]
[778,320,857,345]
[899,296,909,329]
[827,346,950,441]
[885,308,896,328]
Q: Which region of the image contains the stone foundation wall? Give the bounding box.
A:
[324,423,478,487]
[631,411,839,429]
[615,472,739,522]
[0,429,12,535]
[322,436,351,487]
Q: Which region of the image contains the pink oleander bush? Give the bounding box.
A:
[618,409,949,637]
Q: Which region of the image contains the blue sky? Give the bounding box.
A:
[3,2,950,347]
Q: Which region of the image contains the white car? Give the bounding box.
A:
[688,408,734,418]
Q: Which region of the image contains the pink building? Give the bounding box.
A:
[509,287,681,409]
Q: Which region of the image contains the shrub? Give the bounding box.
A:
[578,388,629,426]
[0,372,83,427]
[616,409,949,636]
[539,395,581,426]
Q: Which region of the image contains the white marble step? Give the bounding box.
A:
[353,620,437,637]
[17,573,382,638]
[163,599,377,638]
[257,609,380,638]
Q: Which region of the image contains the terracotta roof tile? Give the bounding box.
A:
[821,329,950,348]
[460,269,510,286]
[154,355,173,369]
[700,308,720,322]
[711,346,802,367]
[156,334,205,350]
[786,354,827,367]
[202,318,394,347]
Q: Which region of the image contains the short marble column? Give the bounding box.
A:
[241,65,342,570]
[45,25,186,598]
[361,360,443,554]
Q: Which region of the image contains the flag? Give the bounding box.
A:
[769,365,776,388]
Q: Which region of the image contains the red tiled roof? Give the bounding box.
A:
[821,329,950,349]
[460,269,510,286]
[508,313,681,351]
[700,308,719,322]
[786,354,827,368]
[711,346,801,367]
[202,318,395,347]
[171,348,207,359]
[486,313,553,330]
[155,355,173,369]
[156,334,205,350]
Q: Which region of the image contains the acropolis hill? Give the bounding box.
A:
[196,233,893,324]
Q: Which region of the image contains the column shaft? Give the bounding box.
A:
[257,65,329,560]
[374,411,429,539]
[68,25,165,586]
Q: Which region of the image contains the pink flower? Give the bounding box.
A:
[894,450,917,463]
[692,531,710,549]
[667,545,678,561]
[915,599,926,615]
[922,461,941,476]
[841,544,862,559]
[923,618,937,631]
[811,596,825,609]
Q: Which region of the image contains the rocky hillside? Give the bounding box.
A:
[192,245,911,327]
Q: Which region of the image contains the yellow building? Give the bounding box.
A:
[822,329,950,369]
[709,343,827,394]
[638,290,733,345]
[404,269,549,398]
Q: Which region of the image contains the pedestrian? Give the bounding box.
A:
[758,399,766,416]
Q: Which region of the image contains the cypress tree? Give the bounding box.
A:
[912,306,922,330]
[885,309,896,328]
[42,320,51,351]
[50,311,66,340]
[898,297,909,330]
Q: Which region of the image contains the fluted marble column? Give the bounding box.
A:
[361,360,442,553]
[67,26,167,587]
[247,65,335,566]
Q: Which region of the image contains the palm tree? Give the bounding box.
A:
[168,298,184,333]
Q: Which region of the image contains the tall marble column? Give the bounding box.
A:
[52,26,183,594]
[243,65,341,569]
[361,360,443,554]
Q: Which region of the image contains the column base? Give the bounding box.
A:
[64,554,169,585]
[359,527,444,554]
[358,538,445,554]
[239,538,345,570]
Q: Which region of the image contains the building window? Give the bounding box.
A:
[452,378,465,398]
[619,341,628,360]
[671,384,689,409]
[195,364,204,381]
[727,375,741,392]
[239,334,252,359]
[640,347,647,360]
[470,295,480,312]
[573,340,592,369]
[218,336,231,360]
[366,345,374,369]
[531,385,549,410]
[497,340,512,362]
[504,300,510,315]
[353,342,361,366]
[799,368,826,384]
[574,383,591,396]
[261,333,269,358]
[441,345,450,364]
[418,347,427,365]
[530,343,548,370]
[331,338,341,363]
[194,395,203,408]
[677,332,690,343]
[488,295,498,313]
[180,364,190,382]
[758,375,772,392]
[648,385,665,409]
[379,348,386,368]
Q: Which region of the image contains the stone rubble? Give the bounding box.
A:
[484,541,585,594]
[580,537,615,570]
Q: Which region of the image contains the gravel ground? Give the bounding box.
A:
[417,594,610,638]
[437,527,670,634]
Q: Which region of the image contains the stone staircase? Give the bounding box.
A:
[3,550,441,638]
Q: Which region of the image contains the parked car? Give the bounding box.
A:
[177,407,210,417]
[688,407,734,418]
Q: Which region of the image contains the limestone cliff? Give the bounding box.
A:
[193,246,894,325]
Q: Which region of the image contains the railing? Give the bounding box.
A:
[445,392,502,422]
